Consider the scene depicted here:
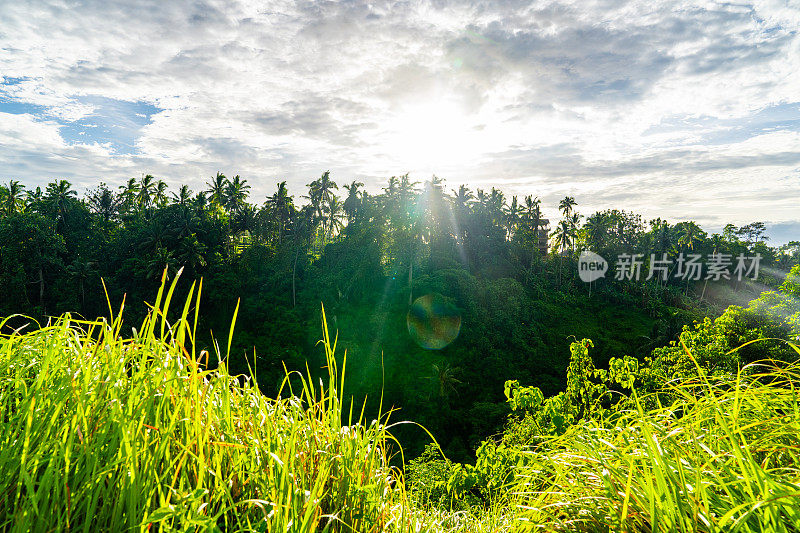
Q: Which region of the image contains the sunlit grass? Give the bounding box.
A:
[514,351,800,532]
[2,268,800,532]
[0,270,411,532]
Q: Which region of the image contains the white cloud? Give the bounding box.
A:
[0,0,798,238]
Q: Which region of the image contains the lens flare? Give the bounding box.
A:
[406,293,462,350]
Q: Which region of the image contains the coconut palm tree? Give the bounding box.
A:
[44,180,77,227]
[523,195,542,265]
[136,174,157,212]
[559,196,577,219]
[146,247,178,280]
[678,221,703,252]
[343,180,364,221]
[451,185,473,212]
[306,171,338,248]
[225,175,251,213]
[176,234,207,273]
[118,178,139,214]
[451,185,473,243]
[153,179,169,208]
[206,172,229,208]
[488,187,506,225]
[428,363,462,400]
[25,186,43,211]
[1,180,25,216]
[323,196,345,241]
[172,185,193,207]
[266,181,294,244]
[475,189,488,212]
[551,219,574,285]
[504,195,521,238]
[66,258,96,309]
[569,212,582,253]
[584,212,610,251]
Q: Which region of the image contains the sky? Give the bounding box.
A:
[1,0,799,243]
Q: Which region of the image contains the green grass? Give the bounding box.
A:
[2,270,800,532]
[512,353,800,532]
[0,271,415,532]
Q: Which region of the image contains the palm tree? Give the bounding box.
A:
[323,196,345,241]
[504,195,521,238]
[316,171,338,206]
[265,181,294,244]
[25,186,43,211]
[194,191,208,214]
[559,196,577,219]
[175,201,200,239]
[176,234,207,272]
[584,212,610,251]
[232,204,258,236]
[154,179,169,208]
[66,258,96,309]
[118,178,139,213]
[206,172,229,208]
[678,221,702,252]
[225,175,251,213]
[397,173,418,206]
[451,185,473,243]
[523,195,542,265]
[475,189,489,212]
[305,171,338,248]
[136,174,158,211]
[488,187,505,224]
[569,212,582,253]
[451,185,473,212]
[172,185,193,207]
[551,219,573,285]
[146,247,178,280]
[428,363,462,400]
[1,180,25,216]
[382,176,400,215]
[44,179,77,226]
[343,180,364,221]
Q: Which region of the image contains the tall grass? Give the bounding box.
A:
[3,269,800,532]
[0,270,412,532]
[514,352,800,532]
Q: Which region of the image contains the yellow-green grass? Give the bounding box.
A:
[514,350,800,532]
[3,267,800,532]
[0,271,414,532]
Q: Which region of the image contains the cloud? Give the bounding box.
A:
[0,0,797,240]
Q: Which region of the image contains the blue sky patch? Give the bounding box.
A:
[0,80,161,154]
[644,103,800,146]
[58,96,161,154]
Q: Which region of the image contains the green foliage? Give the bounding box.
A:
[2,175,799,526]
[0,274,407,532]
[410,276,800,528]
[515,357,800,532]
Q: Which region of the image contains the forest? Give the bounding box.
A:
[0,173,798,458]
[1,173,799,530]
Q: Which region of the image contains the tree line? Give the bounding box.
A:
[1,171,798,460]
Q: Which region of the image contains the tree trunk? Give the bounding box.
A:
[292,245,299,308]
[408,262,413,306]
[38,267,44,309]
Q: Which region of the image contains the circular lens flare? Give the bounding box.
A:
[407,293,462,350]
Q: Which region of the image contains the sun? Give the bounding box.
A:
[381,99,482,174]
